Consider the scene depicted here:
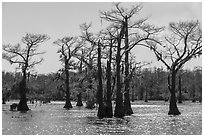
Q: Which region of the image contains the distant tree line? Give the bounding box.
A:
[2,66,202,103]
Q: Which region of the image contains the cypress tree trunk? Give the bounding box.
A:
[97,41,106,119]
[106,60,113,117]
[106,61,113,117]
[114,26,125,118]
[114,50,124,118]
[2,97,6,104]
[106,39,113,118]
[123,16,133,115]
[64,61,73,109]
[168,72,181,115]
[17,70,29,111]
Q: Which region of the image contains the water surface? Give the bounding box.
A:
[2,101,202,135]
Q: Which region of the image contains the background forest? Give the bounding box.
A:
[2,66,202,103]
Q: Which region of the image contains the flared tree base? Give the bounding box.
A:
[168,91,181,115]
[114,104,124,118]
[168,109,181,115]
[17,99,29,112]
[114,109,124,118]
[124,108,133,116]
[97,105,106,119]
[97,103,113,119]
[105,105,113,118]
[2,98,6,104]
[76,101,83,106]
[63,101,73,109]
[123,101,133,116]
[168,102,181,115]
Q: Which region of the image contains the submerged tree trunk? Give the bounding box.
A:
[123,16,133,115]
[64,62,73,109]
[168,72,181,115]
[97,42,106,119]
[17,70,29,111]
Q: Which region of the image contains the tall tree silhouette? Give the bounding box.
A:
[3,33,49,111]
[53,37,82,109]
[145,21,202,115]
[100,2,163,116]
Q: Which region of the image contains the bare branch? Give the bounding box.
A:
[3,44,26,62]
[22,33,50,46]
[145,20,202,73]
[3,33,48,72]
[28,58,44,68]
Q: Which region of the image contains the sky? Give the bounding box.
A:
[2,2,202,74]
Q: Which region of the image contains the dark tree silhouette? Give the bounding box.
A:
[105,34,114,118]
[97,27,119,118]
[53,37,82,109]
[79,23,113,117]
[97,41,106,118]
[76,59,84,107]
[100,3,137,117]
[3,33,49,111]
[113,24,126,118]
[100,2,163,116]
[145,21,202,115]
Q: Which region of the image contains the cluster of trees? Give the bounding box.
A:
[2,3,202,118]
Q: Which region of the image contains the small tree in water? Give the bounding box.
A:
[3,33,49,111]
[145,21,202,115]
[53,37,82,109]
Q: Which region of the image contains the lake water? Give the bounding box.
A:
[2,101,202,135]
